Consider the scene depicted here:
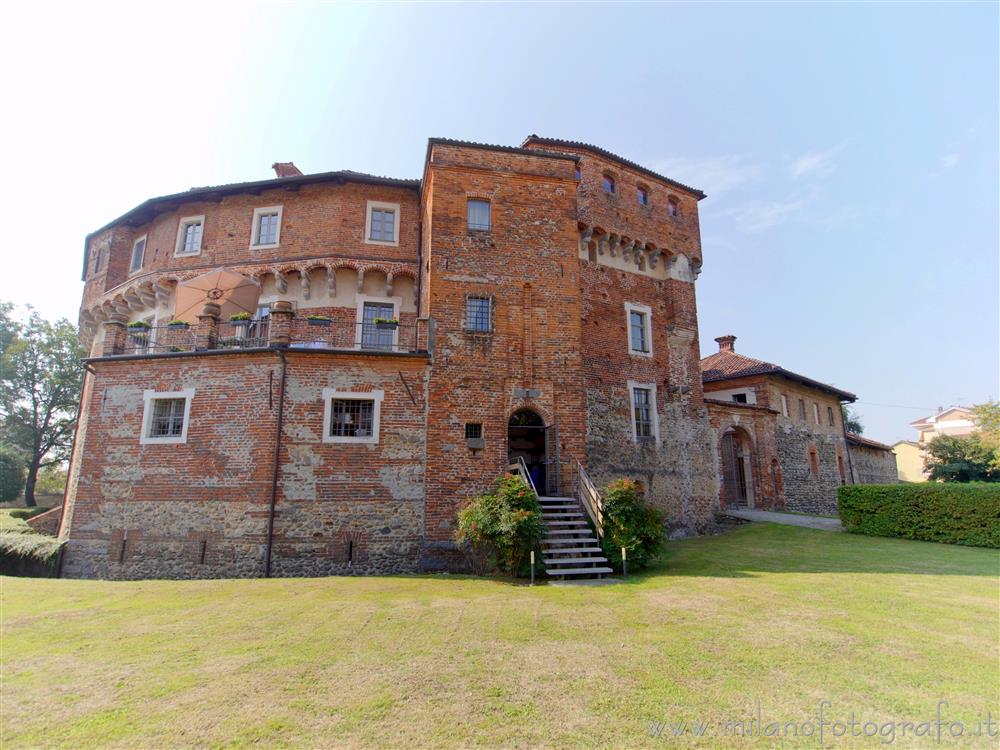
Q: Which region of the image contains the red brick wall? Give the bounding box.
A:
[60,350,428,579]
[421,144,588,553]
[705,401,781,510]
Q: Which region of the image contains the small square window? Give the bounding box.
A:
[732,393,748,404]
[637,186,649,205]
[603,175,616,194]
[467,199,490,232]
[140,389,194,445]
[466,296,492,332]
[130,236,146,273]
[322,389,383,444]
[329,399,374,438]
[370,208,396,242]
[465,423,483,440]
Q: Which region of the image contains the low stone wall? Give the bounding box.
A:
[849,444,899,485]
[777,426,846,515]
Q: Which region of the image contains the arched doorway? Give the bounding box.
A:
[720,427,755,509]
[508,409,547,493]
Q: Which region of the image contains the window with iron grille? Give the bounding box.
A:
[633,387,653,440]
[466,296,491,332]
[465,423,483,439]
[467,199,491,231]
[256,212,280,245]
[130,236,146,272]
[329,399,375,438]
[369,208,396,242]
[149,398,186,438]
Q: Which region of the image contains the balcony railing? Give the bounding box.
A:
[288,321,422,353]
[108,318,427,356]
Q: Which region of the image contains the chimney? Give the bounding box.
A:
[272,162,303,178]
[715,334,736,353]
[937,406,943,414]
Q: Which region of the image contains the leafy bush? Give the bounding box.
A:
[126,320,151,329]
[229,312,252,321]
[600,478,665,569]
[838,483,1000,548]
[455,475,543,576]
[0,445,26,501]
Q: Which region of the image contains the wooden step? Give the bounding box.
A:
[545,520,590,526]
[545,567,614,577]
[543,534,599,542]
[544,529,593,535]
[542,546,604,555]
[544,556,609,566]
[538,496,577,502]
[540,512,584,518]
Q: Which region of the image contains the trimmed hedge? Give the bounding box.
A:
[0,531,63,576]
[838,483,1000,548]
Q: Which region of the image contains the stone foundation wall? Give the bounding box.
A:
[776,425,846,515]
[849,444,899,485]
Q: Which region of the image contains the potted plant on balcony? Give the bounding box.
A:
[374,317,399,330]
[126,320,151,341]
[306,314,331,327]
[229,312,253,327]
[166,319,189,330]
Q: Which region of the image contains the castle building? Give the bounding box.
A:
[58,136,886,580]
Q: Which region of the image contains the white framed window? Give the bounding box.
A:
[466,296,492,332]
[467,199,491,231]
[129,235,147,273]
[355,295,401,351]
[250,206,283,248]
[365,200,400,246]
[625,302,653,357]
[780,394,789,417]
[140,389,194,445]
[322,388,383,444]
[175,215,205,256]
[628,380,659,444]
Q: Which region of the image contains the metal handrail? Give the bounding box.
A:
[507,456,539,498]
[576,460,604,540]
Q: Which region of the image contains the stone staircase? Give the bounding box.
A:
[539,495,613,579]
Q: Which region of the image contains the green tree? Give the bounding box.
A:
[0,443,26,501]
[924,434,1000,483]
[842,405,864,434]
[0,306,85,506]
[972,401,1000,471]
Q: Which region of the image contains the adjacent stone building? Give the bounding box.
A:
[59,136,892,579]
[701,335,895,515]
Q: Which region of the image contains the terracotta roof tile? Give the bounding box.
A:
[700,350,857,402]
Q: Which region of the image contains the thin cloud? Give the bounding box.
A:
[790,150,837,179]
[651,154,764,198]
[724,196,806,233]
[942,153,961,169]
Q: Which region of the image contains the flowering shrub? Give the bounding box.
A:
[600,478,665,569]
[455,475,543,576]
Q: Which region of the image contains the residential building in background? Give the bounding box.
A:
[910,406,978,444]
[893,440,927,482]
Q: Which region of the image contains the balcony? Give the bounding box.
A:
[105,315,429,358]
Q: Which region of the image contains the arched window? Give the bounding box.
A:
[574,165,581,180]
[637,185,649,206]
[603,174,616,194]
[667,197,680,217]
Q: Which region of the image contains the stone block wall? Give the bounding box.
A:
[848,444,899,485]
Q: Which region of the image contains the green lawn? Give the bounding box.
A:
[2,525,998,748]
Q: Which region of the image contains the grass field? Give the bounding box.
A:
[2,524,998,748]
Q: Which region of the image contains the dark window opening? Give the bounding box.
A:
[732,393,748,404]
[633,387,653,440]
[603,175,616,194]
[466,296,491,332]
[329,399,375,438]
[465,423,483,439]
[668,198,679,217]
[637,186,649,205]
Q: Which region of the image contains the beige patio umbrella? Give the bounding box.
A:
[172,269,262,323]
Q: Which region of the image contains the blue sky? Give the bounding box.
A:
[3,2,996,444]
